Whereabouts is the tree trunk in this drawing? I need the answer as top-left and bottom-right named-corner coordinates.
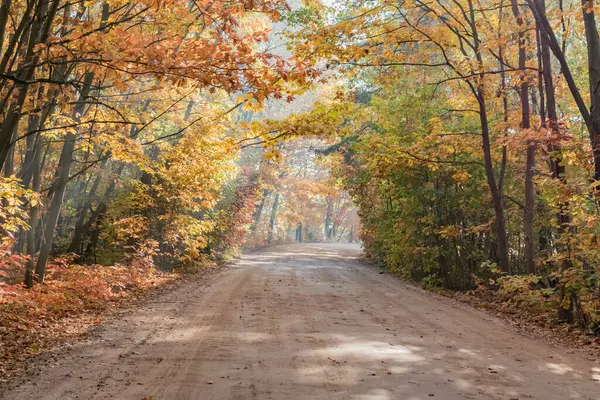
top-left (0, 0), bottom-right (12, 52)
top-left (511, 0), bottom-right (535, 274)
top-left (251, 189), bottom-right (270, 231)
top-left (23, 128), bottom-right (43, 288)
top-left (480, 101), bottom-right (510, 274)
top-left (267, 193), bottom-right (280, 243)
top-left (468, 0), bottom-right (510, 274)
top-left (84, 208), bottom-right (107, 265)
top-left (0, 0), bottom-right (61, 168)
top-left (532, 0), bottom-right (575, 322)
top-left (3, 139), bottom-right (14, 176)
top-left (34, 72), bottom-right (94, 283)
top-left (545, 0), bottom-right (574, 321)
top-left (296, 222), bottom-right (303, 242)
top-left (68, 175), bottom-right (102, 254)
top-left (582, 0), bottom-right (600, 181)
top-left (527, 0), bottom-right (594, 165)
top-left (325, 198), bottom-right (333, 240)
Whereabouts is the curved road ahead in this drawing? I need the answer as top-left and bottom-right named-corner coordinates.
top-left (3, 243), bottom-right (600, 399)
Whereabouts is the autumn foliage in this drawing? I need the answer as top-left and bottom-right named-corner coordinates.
top-left (5, 0), bottom-right (600, 379)
top-left (1, 249), bottom-right (173, 364)
top-left (0, 0), bottom-right (317, 376)
top-left (276, 0), bottom-right (600, 335)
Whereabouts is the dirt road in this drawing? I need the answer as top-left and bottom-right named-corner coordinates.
top-left (3, 243), bottom-right (600, 399)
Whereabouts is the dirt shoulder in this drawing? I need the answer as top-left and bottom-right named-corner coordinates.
top-left (0, 264), bottom-right (223, 389)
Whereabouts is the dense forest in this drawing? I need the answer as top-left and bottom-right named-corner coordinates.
top-left (2, 0), bottom-right (600, 376)
top-left (0, 0), bottom-right (358, 367)
top-left (280, 0), bottom-right (600, 332)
